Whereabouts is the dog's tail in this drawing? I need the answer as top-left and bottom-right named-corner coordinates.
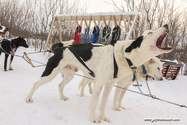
top-left (61, 39), bottom-right (74, 47)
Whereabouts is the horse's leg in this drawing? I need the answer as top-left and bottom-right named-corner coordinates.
top-left (4, 54), bottom-right (9, 71)
top-left (9, 55), bottom-right (14, 70)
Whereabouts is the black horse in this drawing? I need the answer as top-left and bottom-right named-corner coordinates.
top-left (0, 37), bottom-right (29, 71)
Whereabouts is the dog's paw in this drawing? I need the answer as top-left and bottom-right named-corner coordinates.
top-left (89, 116), bottom-right (101, 123)
top-left (61, 96), bottom-right (69, 101)
top-left (120, 106), bottom-right (126, 110)
top-left (79, 93), bottom-right (84, 97)
top-left (25, 98), bottom-right (33, 103)
top-left (4, 69), bottom-right (7, 72)
top-left (113, 107), bottom-right (121, 111)
top-left (99, 116), bottom-right (110, 122)
top-left (9, 68), bottom-right (13, 70)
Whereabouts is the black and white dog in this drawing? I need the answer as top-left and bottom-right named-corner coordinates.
top-left (0, 37), bottom-right (29, 71)
top-left (25, 25), bottom-right (172, 123)
top-left (0, 25), bottom-right (8, 39)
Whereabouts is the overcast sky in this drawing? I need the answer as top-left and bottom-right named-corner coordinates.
top-left (70, 0), bottom-right (187, 13)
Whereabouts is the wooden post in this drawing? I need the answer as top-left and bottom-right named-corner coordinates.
top-left (103, 16), bottom-right (107, 31)
top-left (98, 15), bottom-right (101, 27)
top-left (64, 22), bottom-right (70, 31)
top-left (135, 17), bottom-right (139, 39)
top-left (57, 21), bottom-right (62, 43)
top-left (48, 34), bottom-right (54, 51)
top-left (24, 52), bottom-right (34, 68)
top-left (44, 17), bottom-right (56, 55)
top-left (118, 15), bottom-right (122, 27)
top-left (80, 16), bottom-right (83, 27)
top-left (93, 17), bottom-right (97, 28)
top-left (84, 18), bottom-right (88, 29)
top-left (113, 16), bottom-right (117, 27)
top-left (127, 16), bottom-right (131, 31)
top-left (124, 20), bottom-right (128, 32)
top-left (125, 14), bottom-right (138, 40)
top-left (108, 15), bottom-right (111, 26)
top-left (89, 16), bottom-right (92, 28)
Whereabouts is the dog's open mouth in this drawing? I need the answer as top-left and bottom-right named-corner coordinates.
top-left (0, 32), bottom-right (6, 37)
top-left (156, 30), bottom-right (172, 50)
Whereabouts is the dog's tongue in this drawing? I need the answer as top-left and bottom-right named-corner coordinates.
top-left (0, 33), bottom-right (5, 37)
top-left (156, 30), bottom-right (169, 47)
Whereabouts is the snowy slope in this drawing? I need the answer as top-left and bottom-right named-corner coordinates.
top-left (0, 47), bottom-right (187, 125)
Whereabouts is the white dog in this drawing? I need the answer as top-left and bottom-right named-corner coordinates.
top-left (112, 57), bottom-right (164, 111)
top-left (78, 57), bottom-right (164, 99)
top-left (25, 24), bottom-right (172, 123)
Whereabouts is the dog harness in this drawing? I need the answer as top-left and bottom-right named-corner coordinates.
top-left (90, 26), bottom-right (100, 43)
top-left (0, 35), bottom-right (3, 47)
top-left (125, 57), bottom-right (138, 82)
top-left (83, 27), bottom-right (90, 43)
top-left (67, 43), bottom-right (103, 78)
top-left (73, 25), bottom-right (82, 44)
top-left (110, 26), bottom-right (121, 46)
top-left (100, 25), bottom-right (111, 45)
top-left (113, 53), bottom-right (118, 78)
top-left (141, 64), bottom-right (147, 78)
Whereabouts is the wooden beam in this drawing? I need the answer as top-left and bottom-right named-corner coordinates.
top-left (103, 16), bottom-right (107, 31)
top-left (88, 16), bottom-right (92, 28)
top-left (64, 22), bottom-right (70, 31)
top-left (57, 21), bottom-right (62, 43)
top-left (48, 34), bottom-right (54, 51)
top-left (127, 16), bottom-right (131, 31)
top-left (118, 15), bottom-right (122, 27)
top-left (108, 15), bottom-right (111, 26)
top-left (98, 15), bottom-right (101, 27)
top-left (84, 18), bottom-right (88, 29)
top-left (55, 14), bottom-right (138, 22)
top-left (124, 20), bottom-right (128, 32)
top-left (135, 16), bottom-right (139, 39)
top-left (113, 15), bottom-right (117, 27)
top-left (93, 16), bottom-right (97, 28)
top-left (44, 17), bottom-right (56, 55)
top-left (24, 52), bottom-right (34, 67)
top-left (75, 18), bottom-right (79, 26)
top-left (80, 16), bottom-right (83, 27)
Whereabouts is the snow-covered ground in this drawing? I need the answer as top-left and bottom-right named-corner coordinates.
top-left (0, 47), bottom-right (187, 125)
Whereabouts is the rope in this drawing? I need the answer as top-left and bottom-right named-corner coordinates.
top-left (83, 27), bottom-right (90, 43)
top-left (100, 25), bottom-right (111, 45)
top-left (90, 26), bottom-right (100, 43)
top-left (110, 26), bottom-right (121, 46)
top-left (73, 25), bottom-right (82, 44)
top-left (113, 84), bottom-right (187, 108)
top-left (73, 72), bottom-right (187, 108)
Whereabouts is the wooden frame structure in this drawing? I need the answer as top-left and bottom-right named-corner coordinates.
top-left (44, 11), bottom-right (140, 54)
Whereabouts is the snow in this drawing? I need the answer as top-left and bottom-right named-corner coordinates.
top-left (0, 47), bottom-right (187, 125)
top-left (54, 11), bottom-right (139, 17)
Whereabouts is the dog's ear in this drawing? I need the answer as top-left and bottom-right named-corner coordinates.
top-left (149, 58), bottom-right (155, 64)
top-left (125, 36), bottom-right (143, 53)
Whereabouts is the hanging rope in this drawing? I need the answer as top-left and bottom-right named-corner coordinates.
top-left (73, 25), bottom-right (82, 44)
top-left (110, 26), bottom-right (121, 46)
top-left (100, 25), bottom-right (111, 45)
top-left (83, 27), bottom-right (90, 43)
top-left (90, 26), bottom-right (100, 43)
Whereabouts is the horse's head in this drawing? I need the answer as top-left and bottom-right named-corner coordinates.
top-left (16, 37), bottom-right (29, 48)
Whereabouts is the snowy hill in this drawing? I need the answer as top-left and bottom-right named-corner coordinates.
top-left (0, 47), bottom-right (187, 125)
